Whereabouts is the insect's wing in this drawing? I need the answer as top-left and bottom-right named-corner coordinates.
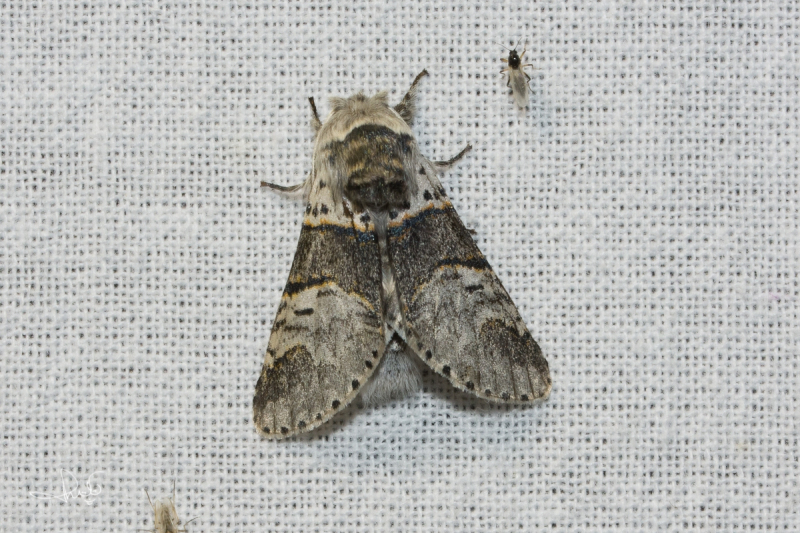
top-left (387, 167), bottom-right (550, 403)
top-left (153, 499), bottom-right (178, 533)
top-left (509, 69), bottom-right (530, 108)
top-left (254, 185), bottom-right (385, 438)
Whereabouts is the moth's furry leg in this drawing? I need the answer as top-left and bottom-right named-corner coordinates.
top-left (394, 69), bottom-right (429, 125)
top-left (434, 143), bottom-right (472, 171)
top-left (260, 180), bottom-right (305, 200)
top-left (260, 172), bottom-right (310, 200)
top-left (359, 333), bottom-right (422, 407)
top-left (308, 96), bottom-right (322, 133)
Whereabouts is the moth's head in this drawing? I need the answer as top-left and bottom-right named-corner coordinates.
top-left (507, 49), bottom-right (521, 69)
top-left (323, 91), bottom-right (409, 135)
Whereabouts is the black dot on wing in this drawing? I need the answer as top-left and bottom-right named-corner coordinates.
top-left (316, 413), bottom-right (322, 420)
top-left (332, 400), bottom-right (340, 409)
top-left (419, 166), bottom-right (426, 175)
top-left (425, 350), bottom-right (432, 359)
top-left (361, 213), bottom-right (371, 224)
top-left (312, 206), bottom-right (318, 217)
top-left (320, 181), bottom-right (326, 188)
top-left (466, 381), bottom-right (474, 390)
top-left (365, 360), bottom-right (373, 369)
top-left (485, 389), bottom-right (492, 395)
top-left (280, 427), bottom-right (289, 435)
top-left (442, 365), bottom-right (451, 376)
top-left (389, 210), bottom-right (398, 220)
top-left (320, 204), bottom-right (329, 214)
top-left (501, 392), bottom-right (510, 401)
top-left (372, 350), bottom-right (379, 359)
top-left (305, 204), bottom-right (312, 214)
top-left (521, 394), bottom-right (529, 401)
top-left (352, 379), bottom-right (360, 390)
top-left (424, 190), bottom-right (432, 200)
top-left (297, 420), bottom-right (306, 429)
top-left (263, 426), bottom-right (271, 434)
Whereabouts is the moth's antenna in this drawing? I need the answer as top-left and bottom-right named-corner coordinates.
top-left (172, 480), bottom-right (176, 505)
top-left (308, 97), bottom-right (322, 132)
top-left (494, 41), bottom-right (510, 51)
top-left (144, 489), bottom-right (154, 511)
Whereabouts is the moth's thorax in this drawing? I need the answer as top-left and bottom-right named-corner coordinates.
top-left (313, 92), bottom-right (417, 213)
top-left (508, 49), bottom-right (521, 69)
top-left (335, 123), bottom-right (416, 211)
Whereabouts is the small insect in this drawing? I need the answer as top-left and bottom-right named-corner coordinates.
top-left (139, 482), bottom-right (196, 533)
top-left (500, 40), bottom-right (534, 108)
top-left (256, 70), bottom-right (551, 439)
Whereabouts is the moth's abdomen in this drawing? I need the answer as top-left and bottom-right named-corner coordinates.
top-left (332, 124), bottom-right (413, 211)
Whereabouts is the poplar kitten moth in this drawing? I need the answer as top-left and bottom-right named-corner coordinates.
top-left (255, 70), bottom-right (551, 439)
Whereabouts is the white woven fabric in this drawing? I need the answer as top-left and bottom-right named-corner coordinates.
top-left (2, 1), bottom-right (798, 531)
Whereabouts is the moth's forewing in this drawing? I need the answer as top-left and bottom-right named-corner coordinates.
top-left (254, 173), bottom-right (385, 439)
top-left (387, 171), bottom-right (551, 403)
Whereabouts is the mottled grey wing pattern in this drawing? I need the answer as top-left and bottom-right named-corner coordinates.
top-left (253, 203), bottom-right (385, 438)
top-left (387, 171), bottom-right (550, 403)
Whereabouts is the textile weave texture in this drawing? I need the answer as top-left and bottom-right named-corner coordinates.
top-left (2, 1), bottom-right (798, 531)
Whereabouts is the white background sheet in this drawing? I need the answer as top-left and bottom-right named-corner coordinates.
top-left (2, 1), bottom-right (798, 531)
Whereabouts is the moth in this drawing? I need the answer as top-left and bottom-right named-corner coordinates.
top-left (500, 41), bottom-right (534, 108)
top-left (140, 483), bottom-right (196, 533)
top-left (255, 70), bottom-right (551, 439)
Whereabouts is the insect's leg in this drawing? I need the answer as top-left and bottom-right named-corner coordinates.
top-left (394, 69), bottom-right (429, 125)
top-left (180, 516), bottom-right (199, 532)
top-left (521, 64), bottom-right (535, 82)
top-left (433, 143), bottom-right (472, 170)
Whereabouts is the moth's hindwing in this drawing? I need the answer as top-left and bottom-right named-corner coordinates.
top-left (254, 199), bottom-right (384, 438)
top-left (387, 172), bottom-right (551, 403)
